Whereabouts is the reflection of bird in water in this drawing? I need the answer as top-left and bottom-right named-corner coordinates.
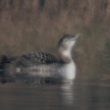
top-left (1, 34), bottom-right (79, 83)
top-left (61, 83), bottom-right (74, 105)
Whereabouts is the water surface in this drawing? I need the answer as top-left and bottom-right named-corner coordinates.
top-left (0, 81), bottom-right (110, 110)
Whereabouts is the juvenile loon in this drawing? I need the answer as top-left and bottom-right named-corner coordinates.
top-left (5, 34), bottom-right (79, 83)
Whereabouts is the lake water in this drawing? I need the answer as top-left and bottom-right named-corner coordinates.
top-left (0, 80), bottom-right (110, 110)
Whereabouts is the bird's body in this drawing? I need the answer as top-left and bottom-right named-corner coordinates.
top-left (1, 34), bottom-right (79, 83)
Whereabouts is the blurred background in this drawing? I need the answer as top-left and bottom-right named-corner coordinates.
top-left (0, 0), bottom-right (110, 80)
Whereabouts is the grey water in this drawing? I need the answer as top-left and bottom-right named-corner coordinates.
top-left (0, 80), bottom-right (110, 110)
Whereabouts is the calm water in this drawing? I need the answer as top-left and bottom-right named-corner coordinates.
top-left (0, 81), bottom-right (110, 110)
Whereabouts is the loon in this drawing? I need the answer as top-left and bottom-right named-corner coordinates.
top-left (4, 34), bottom-right (79, 83)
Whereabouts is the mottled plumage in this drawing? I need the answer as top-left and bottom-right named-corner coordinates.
top-left (13, 52), bottom-right (59, 67)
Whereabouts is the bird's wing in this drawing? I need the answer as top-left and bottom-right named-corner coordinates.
top-left (14, 52), bottom-right (58, 67)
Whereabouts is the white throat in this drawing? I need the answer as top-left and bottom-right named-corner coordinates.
top-left (58, 41), bottom-right (76, 63)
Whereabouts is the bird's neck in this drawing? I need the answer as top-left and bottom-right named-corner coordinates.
top-left (59, 50), bottom-right (73, 63)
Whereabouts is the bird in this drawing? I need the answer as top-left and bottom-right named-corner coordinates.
top-left (3, 34), bottom-right (79, 84)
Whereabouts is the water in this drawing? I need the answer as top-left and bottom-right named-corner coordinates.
top-left (0, 81), bottom-right (110, 110)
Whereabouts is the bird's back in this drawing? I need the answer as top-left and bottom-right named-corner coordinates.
top-left (12, 52), bottom-right (59, 67)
